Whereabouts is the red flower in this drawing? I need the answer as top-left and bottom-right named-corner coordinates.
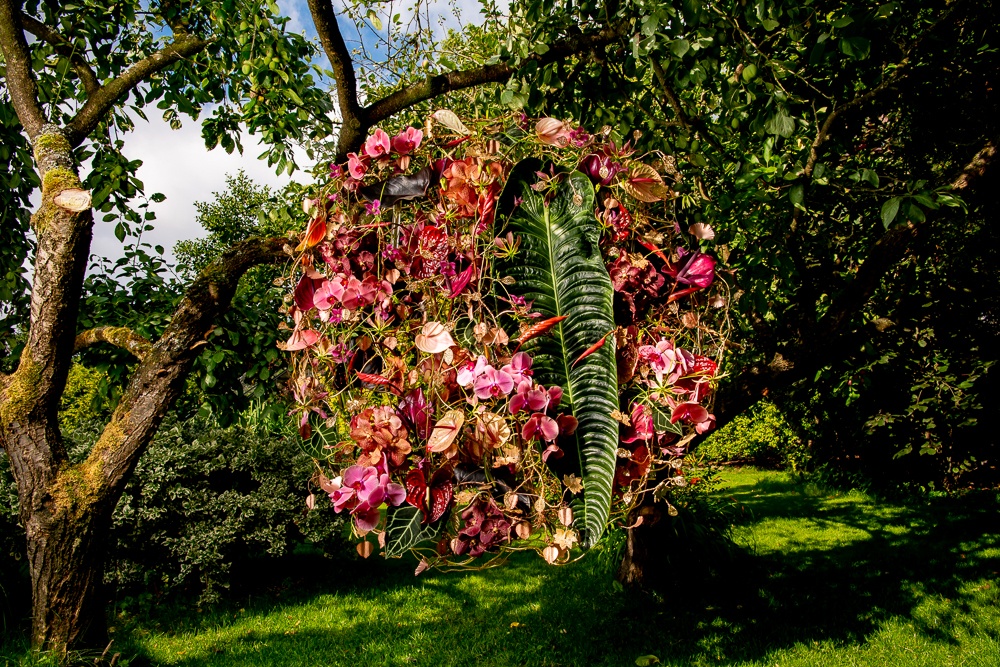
top-left (405, 460), bottom-right (453, 524)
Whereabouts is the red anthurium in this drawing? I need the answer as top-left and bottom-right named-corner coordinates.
top-left (405, 461), bottom-right (454, 524)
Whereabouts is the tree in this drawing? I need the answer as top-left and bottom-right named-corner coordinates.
top-left (0, 0), bottom-right (629, 656)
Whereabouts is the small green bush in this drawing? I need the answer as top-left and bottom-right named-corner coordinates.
top-left (2, 409), bottom-right (347, 618)
top-left (696, 399), bottom-right (809, 469)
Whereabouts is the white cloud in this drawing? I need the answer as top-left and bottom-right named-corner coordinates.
top-left (88, 114), bottom-right (309, 266)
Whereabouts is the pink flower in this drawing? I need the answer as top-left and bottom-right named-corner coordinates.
top-left (347, 152), bottom-right (368, 179)
top-left (363, 128), bottom-right (391, 158)
top-left (688, 223), bottom-right (715, 240)
top-left (638, 340), bottom-right (693, 386)
top-left (414, 321), bottom-right (455, 354)
top-left (621, 402), bottom-right (654, 443)
top-left (365, 199), bottom-right (381, 216)
top-left (522, 412), bottom-right (560, 442)
top-left (670, 402), bottom-right (716, 434)
top-left (283, 328), bottom-right (320, 351)
top-left (473, 366), bottom-right (515, 400)
top-left (391, 127), bottom-right (423, 155)
top-left (669, 248), bottom-right (716, 288)
top-left (329, 462), bottom-right (406, 531)
top-left (535, 118), bottom-right (572, 146)
top-left (457, 355), bottom-right (489, 387)
top-left (509, 380), bottom-right (561, 414)
top-left (501, 352), bottom-right (533, 386)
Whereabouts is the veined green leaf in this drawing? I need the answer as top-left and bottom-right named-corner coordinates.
top-left (497, 160), bottom-right (619, 548)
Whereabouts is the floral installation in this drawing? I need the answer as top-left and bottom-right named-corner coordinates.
top-left (283, 111), bottom-right (729, 570)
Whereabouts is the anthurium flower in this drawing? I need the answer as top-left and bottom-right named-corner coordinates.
top-left (427, 410), bottom-right (465, 457)
top-left (282, 327), bottom-right (321, 351)
top-left (414, 322), bottom-right (455, 354)
top-left (363, 128), bottom-right (391, 158)
top-left (579, 153), bottom-right (623, 186)
top-left (667, 248), bottom-right (716, 288)
top-left (398, 388), bottom-right (433, 440)
top-left (621, 402), bottom-right (654, 443)
top-left (293, 270), bottom-right (327, 311)
top-left (405, 460), bottom-right (453, 524)
top-left (535, 118), bottom-right (572, 146)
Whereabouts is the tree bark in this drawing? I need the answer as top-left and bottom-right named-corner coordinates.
top-left (25, 494), bottom-right (111, 652)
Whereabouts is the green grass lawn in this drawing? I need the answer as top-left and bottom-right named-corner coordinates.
top-left (4, 468), bottom-right (999, 666)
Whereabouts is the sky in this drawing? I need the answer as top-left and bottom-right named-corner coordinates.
top-left (86, 0), bottom-right (496, 265)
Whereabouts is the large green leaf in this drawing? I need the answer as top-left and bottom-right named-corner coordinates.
top-left (384, 505), bottom-right (441, 557)
top-left (497, 159), bottom-right (619, 548)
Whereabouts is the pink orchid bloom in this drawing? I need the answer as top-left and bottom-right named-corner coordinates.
top-left (638, 339), bottom-right (692, 385)
top-left (501, 352), bottom-right (533, 385)
top-left (340, 275), bottom-right (378, 311)
top-left (363, 128), bottom-right (391, 158)
top-left (473, 365), bottom-right (515, 400)
top-left (391, 127), bottom-right (423, 155)
top-left (313, 276), bottom-right (346, 310)
top-left (670, 402), bottom-right (716, 434)
top-left (329, 462), bottom-right (405, 531)
top-left (508, 379), bottom-right (562, 414)
top-left (522, 412), bottom-right (560, 442)
top-left (457, 355), bottom-right (489, 387)
top-left (347, 152), bottom-right (368, 179)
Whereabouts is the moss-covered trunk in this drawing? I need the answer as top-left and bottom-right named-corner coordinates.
top-left (26, 498), bottom-right (110, 652)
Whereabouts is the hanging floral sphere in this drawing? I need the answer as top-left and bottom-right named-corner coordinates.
top-left (284, 112), bottom-right (729, 570)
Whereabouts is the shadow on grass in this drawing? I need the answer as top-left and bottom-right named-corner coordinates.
top-left (6, 474), bottom-right (1000, 666)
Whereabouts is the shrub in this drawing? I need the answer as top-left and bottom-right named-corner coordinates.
top-left (2, 409), bottom-right (347, 619)
top-left (695, 400), bottom-right (808, 469)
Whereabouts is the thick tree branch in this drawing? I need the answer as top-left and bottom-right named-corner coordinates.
top-left (306, 0), bottom-right (363, 135)
top-left (365, 26), bottom-right (625, 124)
top-left (77, 237), bottom-right (288, 497)
top-left (332, 24), bottom-right (628, 161)
top-left (0, 0), bottom-right (46, 138)
top-left (65, 32), bottom-right (210, 146)
top-left (74, 327), bottom-right (153, 360)
top-left (19, 13), bottom-right (100, 96)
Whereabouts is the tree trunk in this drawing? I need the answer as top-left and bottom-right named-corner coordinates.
top-left (26, 502), bottom-right (110, 653)
top-left (615, 505), bottom-right (663, 590)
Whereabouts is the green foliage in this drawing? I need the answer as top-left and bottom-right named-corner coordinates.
top-left (95, 413), bottom-right (346, 606)
top-left (696, 400), bottom-right (808, 469)
top-left (57, 364), bottom-right (110, 434)
top-left (2, 412), bottom-right (347, 613)
top-left (498, 160), bottom-right (619, 547)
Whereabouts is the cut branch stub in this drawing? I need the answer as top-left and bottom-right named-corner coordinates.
top-left (53, 188), bottom-right (92, 212)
